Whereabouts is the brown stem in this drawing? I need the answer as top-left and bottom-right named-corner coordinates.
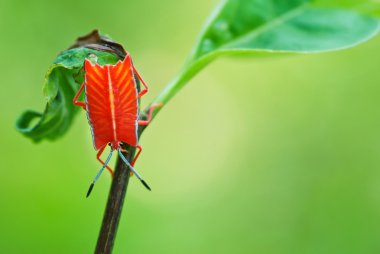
top-left (70, 30), bottom-right (152, 254)
top-left (94, 145), bottom-right (134, 254)
top-left (76, 29), bottom-right (154, 254)
top-left (94, 111), bottom-right (149, 254)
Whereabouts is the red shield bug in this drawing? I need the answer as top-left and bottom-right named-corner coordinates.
top-left (73, 54), bottom-right (162, 197)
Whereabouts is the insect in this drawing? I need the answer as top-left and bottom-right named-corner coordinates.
top-left (73, 54), bottom-right (161, 197)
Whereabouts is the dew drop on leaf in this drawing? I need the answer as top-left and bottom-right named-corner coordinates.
top-left (213, 20), bottom-right (233, 42)
top-left (201, 39), bottom-right (215, 53)
top-left (88, 53), bottom-right (98, 64)
top-left (213, 20), bottom-right (229, 33)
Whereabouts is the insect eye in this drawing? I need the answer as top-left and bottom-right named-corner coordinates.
top-left (119, 142), bottom-right (126, 149)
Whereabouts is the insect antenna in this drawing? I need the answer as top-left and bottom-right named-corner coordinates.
top-left (118, 149), bottom-right (151, 191)
top-left (86, 148), bottom-right (114, 198)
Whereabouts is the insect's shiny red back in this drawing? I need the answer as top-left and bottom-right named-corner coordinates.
top-left (84, 56), bottom-right (138, 150)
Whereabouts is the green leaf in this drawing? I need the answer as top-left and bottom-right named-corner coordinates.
top-left (152, 0), bottom-right (380, 109)
top-left (16, 48), bottom-right (119, 142)
top-left (313, 0), bottom-right (380, 17)
top-left (191, 0), bottom-right (380, 60)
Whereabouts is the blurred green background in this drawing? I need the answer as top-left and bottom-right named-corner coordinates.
top-left (1, 0), bottom-right (380, 253)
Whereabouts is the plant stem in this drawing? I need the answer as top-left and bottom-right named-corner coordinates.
top-left (149, 55), bottom-right (213, 120)
top-left (94, 68), bottom-right (152, 254)
top-left (93, 47), bottom-right (211, 254)
top-left (94, 146), bottom-right (135, 254)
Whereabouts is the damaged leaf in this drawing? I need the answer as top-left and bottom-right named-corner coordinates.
top-left (16, 31), bottom-right (124, 142)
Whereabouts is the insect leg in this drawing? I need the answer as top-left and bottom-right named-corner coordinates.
top-left (73, 83), bottom-right (86, 110)
top-left (87, 148), bottom-right (114, 197)
top-left (97, 145), bottom-right (114, 176)
top-left (131, 145), bottom-right (143, 167)
top-left (138, 103), bottom-right (163, 126)
top-left (118, 148), bottom-right (151, 191)
top-left (132, 65), bottom-right (148, 99)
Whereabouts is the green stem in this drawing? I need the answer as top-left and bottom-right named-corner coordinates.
top-left (146, 55), bottom-right (214, 119)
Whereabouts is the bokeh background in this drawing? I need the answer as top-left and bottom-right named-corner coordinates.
top-left (1, 0), bottom-right (380, 253)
